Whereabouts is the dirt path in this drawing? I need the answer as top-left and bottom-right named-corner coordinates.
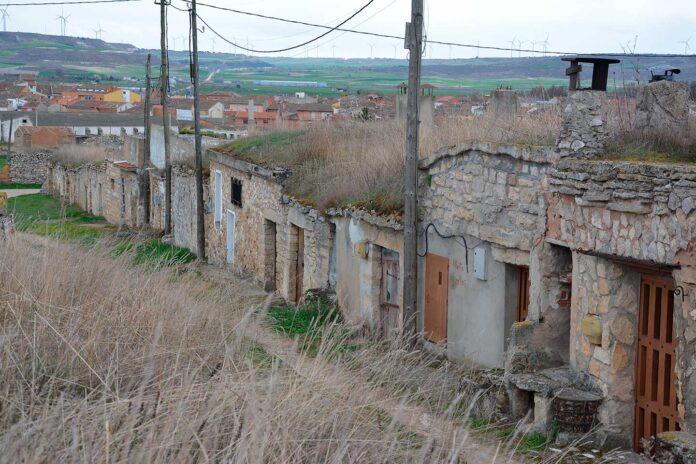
top-left (197, 265), bottom-right (517, 464)
top-left (0, 188), bottom-right (40, 198)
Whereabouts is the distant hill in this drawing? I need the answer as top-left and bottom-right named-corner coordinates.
top-left (0, 32), bottom-right (693, 95)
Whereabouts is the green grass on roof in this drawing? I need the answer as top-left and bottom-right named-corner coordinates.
top-left (217, 130), bottom-right (310, 168)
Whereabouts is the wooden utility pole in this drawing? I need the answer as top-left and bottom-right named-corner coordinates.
top-left (403, 0), bottom-right (423, 335)
top-left (140, 53), bottom-right (152, 226)
top-left (190, 0), bottom-right (206, 259)
top-left (144, 53), bottom-right (152, 166)
top-left (159, 0), bottom-right (172, 235)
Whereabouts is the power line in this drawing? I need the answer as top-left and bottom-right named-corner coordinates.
top-left (182, 0), bottom-right (377, 54)
top-left (177, 0), bottom-right (696, 58)
top-left (4, 0), bottom-right (140, 5)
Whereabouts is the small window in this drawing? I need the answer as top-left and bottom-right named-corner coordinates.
top-left (110, 178), bottom-right (115, 190)
top-left (231, 177), bottom-right (242, 207)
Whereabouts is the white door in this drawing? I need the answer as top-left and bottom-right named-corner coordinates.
top-left (226, 210), bottom-right (236, 265)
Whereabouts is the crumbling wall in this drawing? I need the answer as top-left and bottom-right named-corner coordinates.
top-left (8, 151), bottom-right (52, 184)
top-left (171, 165), bottom-right (210, 255)
top-left (635, 80), bottom-right (690, 140)
top-left (556, 90), bottom-right (609, 159)
top-left (331, 211), bottom-right (403, 331)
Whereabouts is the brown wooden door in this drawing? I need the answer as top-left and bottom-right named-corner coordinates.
top-left (517, 266), bottom-right (530, 322)
top-left (295, 227), bottom-right (304, 303)
top-left (634, 275), bottom-right (680, 451)
top-left (424, 253), bottom-right (448, 344)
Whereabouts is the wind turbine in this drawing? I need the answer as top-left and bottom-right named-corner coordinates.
top-left (368, 43), bottom-right (375, 58)
top-left (679, 37), bottom-right (692, 54)
top-left (209, 36), bottom-right (215, 53)
top-left (506, 36), bottom-right (517, 58)
top-left (56, 9), bottom-right (70, 36)
top-left (1, 6), bottom-right (9, 33)
top-left (392, 44), bottom-right (397, 59)
top-left (92, 24), bottom-right (105, 40)
top-left (332, 43), bottom-right (337, 58)
top-left (537, 34), bottom-right (550, 56)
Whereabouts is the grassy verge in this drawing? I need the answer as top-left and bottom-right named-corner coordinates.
top-left (113, 239), bottom-right (197, 267)
top-left (266, 297), bottom-right (360, 357)
top-left (7, 193), bottom-right (85, 225)
top-left (0, 182), bottom-right (43, 189)
top-left (0, 155), bottom-right (6, 171)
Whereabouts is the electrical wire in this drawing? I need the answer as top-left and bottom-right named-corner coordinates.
top-left (182, 0), bottom-right (377, 54)
top-left (175, 0), bottom-right (696, 58)
top-left (4, 0), bottom-right (140, 5)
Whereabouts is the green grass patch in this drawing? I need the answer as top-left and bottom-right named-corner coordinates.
top-left (0, 182), bottom-right (43, 189)
top-left (27, 220), bottom-right (109, 245)
top-left (0, 155), bottom-right (6, 171)
top-left (131, 239), bottom-right (197, 266)
top-left (7, 194), bottom-right (97, 230)
top-left (266, 298), bottom-right (359, 357)
top-left (518, 431), bottom-right (547, 453)
top-left (246, 342), bottom-right (278, 370)
top-left (217, 130), bottom-right (308, 168)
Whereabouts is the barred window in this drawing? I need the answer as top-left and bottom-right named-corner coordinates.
top-left (231, 177), bottom-right (242, 207)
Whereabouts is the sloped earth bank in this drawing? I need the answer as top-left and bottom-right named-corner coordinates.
top-left (0, 233), bottom-right (643, 463)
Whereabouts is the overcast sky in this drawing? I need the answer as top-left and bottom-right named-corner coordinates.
top-left (3, 0), bottom-right (696, 59)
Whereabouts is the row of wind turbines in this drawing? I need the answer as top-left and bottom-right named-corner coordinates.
top-left (0, 5), bottom-right (104, 40)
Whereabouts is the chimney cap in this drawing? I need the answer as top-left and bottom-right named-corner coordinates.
top-left (562, 56), bottom-right (621, 92)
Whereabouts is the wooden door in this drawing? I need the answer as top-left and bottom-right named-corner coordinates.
top-left (517, 266), bottom-right (530, 322)
top-left (294, 227), bottom-right (304, 303)
top-left (424, 253), bottom-right (448, 344)
top-left (380, 250), bottom-right (401, 339)
top-left (634, 275), bottom-right (679, 451)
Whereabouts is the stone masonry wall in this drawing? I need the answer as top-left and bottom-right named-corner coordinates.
top-left (8, 151), bottom-right (51, 184)
top-left (556, 91), bottom-right (609, 159)
top-left (419, 141), bottom-right (552, 252)
top-left (547, 159), bottom-right (696, 266)
top-left (570, 252), bottom-right (641, 448)
top-left (172, 165), bottom-right (210, 255)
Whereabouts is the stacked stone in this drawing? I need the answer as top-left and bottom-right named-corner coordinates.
top-left (547, 159), bottom-right (696, 263)
top-left (556, 91), bottom-right (609, 159)
top-left (635, 80), bottom-right (690, 141)
top-left (8, 151), bottom-right (52, 184)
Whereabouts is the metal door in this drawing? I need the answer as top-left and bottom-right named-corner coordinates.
top-left (424, 253), bottom-right (448, 344)
top-left (634, 275), bottom-right (679, 451)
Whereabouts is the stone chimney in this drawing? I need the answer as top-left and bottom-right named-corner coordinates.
top-left (490, 87), bottom-right (518, 122)
top-left (635, 80), bottom-right (689, 140)
top-left (247, 99), bottom-right (255, 123)
top-left (556, 57), bottom-right (619, 159)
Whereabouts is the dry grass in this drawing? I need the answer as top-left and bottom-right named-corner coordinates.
top-left (51, 144), bottom-right (111, 167)
top-left (0, 234), bottom-right (636, 463)
top-left (0, 237), bottom-right (463, 463)
top-left (218, 110), bottom-right (559, 215)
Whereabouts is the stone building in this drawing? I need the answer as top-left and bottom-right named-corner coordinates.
top-left (206, 150), bottom-right (333, 302)
top-left (417, 141), bottom-right (554, 368)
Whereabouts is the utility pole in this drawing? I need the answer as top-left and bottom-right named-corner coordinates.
top-left (141, 53), bottom-right (152, 225)
top-left (190, 0), bottom-right (206, 259)
top-left (159, 0), bottom-right (172, 235)
top-left (403, 0), bottom-right (423, 336)
top-left (144, 53), bottom-right (151, 166)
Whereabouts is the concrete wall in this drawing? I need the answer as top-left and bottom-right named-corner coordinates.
top-left (417, 231), bottom-right (518, 368)
top-left (332, 213), bottom-right (403, 332)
